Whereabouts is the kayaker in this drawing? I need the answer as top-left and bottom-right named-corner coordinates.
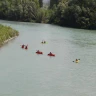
top-left (21, 44), bottom-right (25, 48)
top-left (44, 41), bottom-right (46, 43)
top-left (49, 52), bottom-right (52, 54)
top-left (76, 59), bottom-right (80, 63)
top-left (25, 45), bottom-right (28, 49)
top-left (37, 50), bottom-right (40, 52)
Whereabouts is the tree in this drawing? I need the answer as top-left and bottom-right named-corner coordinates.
top-left (50, 0), bottom-right (58, 8)
top-left (39, 0), bottom-right (43, 7)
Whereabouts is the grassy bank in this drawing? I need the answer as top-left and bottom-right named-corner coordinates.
top-left (0, 24), bottom-right (19, 47)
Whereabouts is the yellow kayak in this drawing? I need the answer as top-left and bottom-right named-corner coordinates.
top-left (75, 60), bottom-right (79, 63)
top-left (73, 59), bottom-right (80, 63)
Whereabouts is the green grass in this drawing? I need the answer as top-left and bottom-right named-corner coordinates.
top-left (0, 24), bottom-right (19, 47)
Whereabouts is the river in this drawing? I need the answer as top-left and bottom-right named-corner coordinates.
top-left (0, 20), bottom-right (96, 96)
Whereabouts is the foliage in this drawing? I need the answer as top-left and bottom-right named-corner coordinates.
top-left (49, 0), bottom-right (96, 29)
top-left (49, 0), bottom-right (68, 8)
top-left (39, 0), bottom-right (43, 7)
top-left (0, 24), bottom-right (19, 47)
top-left (0, 0), bottom-right (96, 29)
top-left (50, 0), bottom-right (58, 8)
top-left (36, 8), bottom-right (50, 23)
top-left (0, 0), bottom-right (44, 23)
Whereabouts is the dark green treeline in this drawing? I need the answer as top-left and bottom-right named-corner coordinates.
top-left (0, 0), bottom-right (49, 23)
top-left (0, 0), bottom-right (96, 29)
top-left (49, 0), bottom-right (96, 29)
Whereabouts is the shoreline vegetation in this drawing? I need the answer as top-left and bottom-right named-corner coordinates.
top-left (0, 24), bottom-right (19, 47)
top-left (0, 0), bottom-right (96, 29)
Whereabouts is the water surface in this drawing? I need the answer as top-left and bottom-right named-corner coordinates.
top-left (0, 20), bottom-right (96, 96)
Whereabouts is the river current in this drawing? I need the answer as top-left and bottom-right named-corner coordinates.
top-left (0, 20), bottom-right (96, 96)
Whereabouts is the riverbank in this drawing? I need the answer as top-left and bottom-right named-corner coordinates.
top-left (0, 24), bottom-right (19, 47)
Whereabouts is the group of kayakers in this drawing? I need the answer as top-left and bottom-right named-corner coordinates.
top-left (21, 40), bottom-right (80, 62)
top-left (21, 44), bottom-right (28, 49)
top-left (36, 50), bottom-right (55, 56)
top-left (41, 40), bottom-right (46, 44)
top-left (21, 42), bottom-right (55, 56)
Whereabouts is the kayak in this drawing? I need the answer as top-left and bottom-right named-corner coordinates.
top-left (36, 51), bottom-right (43, 54)
top-left (75, 60), bottom-right (80, 63)
top-left (48, 54), bottom-right (55, 56)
